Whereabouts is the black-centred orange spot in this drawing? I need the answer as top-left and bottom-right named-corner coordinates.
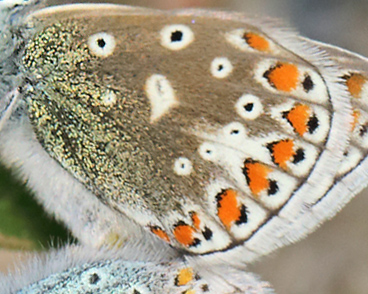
top-left (173, 221), bottom-right (200, 247)
top-left (243, 159), bottom-right (272, 196)
top-left (175, 267), bottom-right (194, 286)
top-left (216, 189), bottom-right (245, 229)
top-left (150, 226), bottom-right (170, 243)
top-left (267, 139), bottom-right (295, 169)
top-left (345, 73), bottom-right (366, 98)
top-left (243, 32), bottom-right (270, 51)
top-left (263, 63), bottom-right (299, 92)
top-left (283, 104), bottom-right (311, 136)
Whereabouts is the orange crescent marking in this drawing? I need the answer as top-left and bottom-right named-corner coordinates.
top-left (175, 267), bottom-right (194, 286)
top-left (150, 226), bottom-right (170, 243)
top-left (191, 212), bottom-right (201, 230)
top-left (352, 109), bottom-right (361, 131)
top-left (286, 104), bottom-right (311, 136)
top-left (244, 162), bottom-right (271, 196)
top-left (217, 189), bottom-right (241, 230)
top-left (346, 73), bottom-right (366, 98)
top-left (267, 63), bottom-right (299, 92)
top-left (244, 32), bottom-right (270, 51)
top-left (271, 139), bottom-right (295, 169)
top-left (174, 224), bottom-right (196, 247)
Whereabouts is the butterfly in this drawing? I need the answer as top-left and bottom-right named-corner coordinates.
top-left (1, 0), bottom-right (368, 293)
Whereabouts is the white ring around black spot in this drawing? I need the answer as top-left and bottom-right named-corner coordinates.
top-left (199, 143), bottom-right (217, 161)
top-left (210, 57), bottom-right (233, 79)
top-left (235, 94), bottom-right (263, 120)
top-left (223, 122), bottom-right (246, 138)
top-left (160, 24), bottom-right (194, 51)
top-left (174, 157), bottom-right (193, 176)
top-left (88, 32), bottom-right (116, 57)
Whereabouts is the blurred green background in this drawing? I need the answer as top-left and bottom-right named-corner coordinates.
top-left (0, 164), bottom-right (69, 250)
top-left (1, 1), bottom-right (368, 294)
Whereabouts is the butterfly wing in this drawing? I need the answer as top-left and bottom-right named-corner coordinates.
top-left (3, 3), bottom-right (363, 261)
top-left (194, 36), bottom-right (368, 267)
top-left (0, 244), bottom-right (274, 294)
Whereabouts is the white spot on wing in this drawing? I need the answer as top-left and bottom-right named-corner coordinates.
top-left (101, 90), bottom-right (117, 106)
top-left (222, 122), bottom-right (247, 144)
top-left (235, 94), bottom-right (264, 120)
top-left (145, 74), bottom-right (178, 123)
top-left (338, 146), bottom-right (363, 176)
top-left (160, 24), bottom-right (194, 51)
top-left (210, 57), bottom-right (233, 79)
top-left (198, 143), bottom-right (217, 161)
top-left (88, 32), bottom-right (116, 57)
top-left (174, 157), bottom-right (193, 176)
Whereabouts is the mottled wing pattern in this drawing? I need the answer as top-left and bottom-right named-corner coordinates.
top-left (0, 244), bottom-right (274, 294)
top-left (15, 4), bottom-right (356, 259)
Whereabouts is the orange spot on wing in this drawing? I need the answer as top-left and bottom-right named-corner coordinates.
top-left (265, 63), bottom-right (299, 92)
top-left (243, 160), bottom-right (271, 196)
top-left (190, 212), bottom-right (201, 230)
top-left (285, 104), bottom-right (311, 136)
top-left (175, 268), bottom-right (194, 286)
top-left (352, 109), bottom-right (361, 131)
top-left (244, 32), bottom-right (270, 51)
top-left (174, 223), bottom-right (197, 247)
top-left (150, 226), bottom-right (170, 243)
top-left (216, 189), bottom-right (241, 229)
top-left (270, 139), bottom-right (295, 169)
top-left (346, 73), bottom-right (366, 98)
